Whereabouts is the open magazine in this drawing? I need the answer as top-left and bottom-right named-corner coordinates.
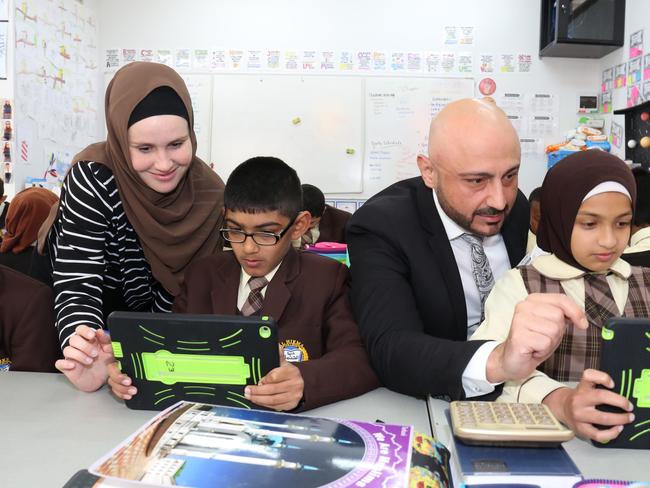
top-left (88, 401), bottom-right (414, 488)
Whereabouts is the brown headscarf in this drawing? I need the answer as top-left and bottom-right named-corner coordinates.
top-left (47, 62), bottom-right (224, 295)
top-left (1, 187), bottom-right (58, 254)
top-left (537, 150), bottom-right (636, 270)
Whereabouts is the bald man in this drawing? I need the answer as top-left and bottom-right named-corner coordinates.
top-left (348, 98), bottom-right (586, 399)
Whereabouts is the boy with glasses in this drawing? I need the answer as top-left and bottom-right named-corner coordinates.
top-left (109, 157), bottom-right (378, 411)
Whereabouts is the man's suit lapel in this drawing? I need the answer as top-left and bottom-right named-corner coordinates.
top-left (210, 253), bottom-right (241, 315)
top-left (501, 190), bottom-right (529, 266)
top-left (415, 180), bottom-right (468, 329)
top-left (261, 248), bottom-right (300, 323)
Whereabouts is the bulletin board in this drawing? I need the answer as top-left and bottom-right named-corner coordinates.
top-left (209, 75), bottom-right (365, 194)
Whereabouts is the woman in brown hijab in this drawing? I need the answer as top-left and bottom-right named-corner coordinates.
top-left (49, 62), bottom-right (224, 392)
top-left (0, 187), bottom-right (58, 280)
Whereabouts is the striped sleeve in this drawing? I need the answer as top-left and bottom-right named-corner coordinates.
top-left (51, 162), bottom-right (113, 348)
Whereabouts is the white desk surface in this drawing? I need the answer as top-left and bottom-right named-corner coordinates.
top-left (427, 396), bottom-right (650, 483)
top-left (0, 372), bottom-right (430, 488)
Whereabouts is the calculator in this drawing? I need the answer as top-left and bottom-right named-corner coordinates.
top-left (449, 401), bottom-right (575, 447)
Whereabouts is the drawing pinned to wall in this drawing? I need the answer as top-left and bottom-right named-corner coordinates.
top-left (211, 49), bottom-right (227, 70)
top-left (602, 67), bottom-right (614, 92)
top-left (444, 26), bottom-right (458, 45)
top-left (628, 56), bottom-right (642, 85)
top-left (425, 52), bottom-right (441, 74)
top-left (630, 29), bottom-right (644, 59)
top-left (479, 54), bottom-right (495, 73)
top-left (499, 53), bottom-right (515, 73)
top-left (644, 54), bottom-right (650, 81)
top-left (627, 83), bottom-right (643, 108)
top-left (517, 54), bottom-right (533, 73)
top-left (104, 48), bottom-right (119, 69)
top-left (15, 0), bottom-right (100, 188)
top-left (121, 48), bottom-right (136, 64)
top-left (2, 99), bottom-right (11, 119)
top-left (139, 48), bottom-right (154, 63)
top-left (459, 26), bottom-right (474, 45)
top-left (301, 50), bottom-right (317, 71)
top-left (155, 49), bottom-right (172, 66)
top-left (283, 50), bottom-right (298, 70)
top-left (174, 49), bottom-right (191, 70)
top-left (601, 90), bottom-right (612, 113)
top-left (615, 63), bottom-right (627, 88)
top-left (457, 52), bottom-right (472, 74)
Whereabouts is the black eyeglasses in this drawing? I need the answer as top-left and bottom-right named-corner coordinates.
top-left (220, 214), bottom-right (298, 246)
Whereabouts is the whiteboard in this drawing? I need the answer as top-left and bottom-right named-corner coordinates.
top-left (363, 77), bottom-right (475, 198)
top-left (210, 75), bottom-right (364, 193)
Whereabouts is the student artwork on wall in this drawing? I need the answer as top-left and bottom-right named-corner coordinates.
top-left (15, 0), bottom-right (100, 188)
top-left (630, 29), bottom-right (644, 59)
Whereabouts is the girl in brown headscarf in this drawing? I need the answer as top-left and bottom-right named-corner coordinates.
top-left (472, 150), bottom-right (644, 443)
top-left (0, 187), bottom-right (58, 280)
top-left (50, 62), bottom-right (224, 392)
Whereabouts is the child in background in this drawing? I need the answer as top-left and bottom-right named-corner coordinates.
top-left (109, 157), bottom-right (379, 411)
top-left (472, 150), bottom-right (643, 443)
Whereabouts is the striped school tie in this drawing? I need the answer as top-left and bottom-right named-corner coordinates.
top-left (240, 276), bottom-right (268, 316)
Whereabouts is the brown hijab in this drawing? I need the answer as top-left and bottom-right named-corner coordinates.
top-left (50, 62), bottom-right (224, 295)
top-left (1, 187), bottom-right (58, 254)
top-left (537, 150), bottom-right (636, 270)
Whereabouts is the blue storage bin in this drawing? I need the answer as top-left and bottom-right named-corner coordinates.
top-left (547, 150), bottom-right (578, 168)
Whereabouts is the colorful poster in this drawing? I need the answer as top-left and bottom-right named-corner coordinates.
top-left (628, 56), bottom-right (642, 85)
top-left (90, 402), bottom-right (413, 488)
top-left (479, 54), bottom-right (495, 73)
top-left (390, 52), bottom-right (406, 72)
top-left (517, 53), bottom-right (532, 73)
top-left (611, 121), bottom-right (623, 148)
top-left (174, 49), bottom-right (191, 70)
top-left (627, 83), bottom-right (642, 108)
top-left (121, 48), bottom-right (136, 64)
top-left (459, 26), bottom-right (474, 45)
top-left (644, 54), bottom-right (650, 80)
top-left (499, 54), bottom-right (515, 73)
top-left (602, 67), bottom-right (614, 92)
top-left (444, 25), bottom-right (458, 45)
top-left (265, 50), bottom-right (281, 70)
top-left (601, 90), bottom-right (612, 114)
top-left (372, 51), bottom-right (387, 71)
top-left (301, 50), bottom-right (317, 71)
top-left (356, 51), bottom-right (372, 71)
top-left (457, 52), bottom-right (472, 73)
top-left (339, 51), bottom-right (354, 71)
top-left (630, 29), bottom-right (644, 59)
top-left (615, 63), bottom-right (627, 88)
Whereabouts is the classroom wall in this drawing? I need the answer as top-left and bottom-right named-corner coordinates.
top-left (96, 1), bottom-right (597, 200)
top-left (598, 0), bottom-right (650, 161)
top-left (1, 0), bottom-right (14, 198)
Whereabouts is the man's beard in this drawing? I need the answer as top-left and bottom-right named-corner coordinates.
top-left (437, 187), bottom-right (508, 237)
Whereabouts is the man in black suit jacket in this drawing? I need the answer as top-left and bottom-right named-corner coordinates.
top-left (348, 98), bottom-right (587, 400)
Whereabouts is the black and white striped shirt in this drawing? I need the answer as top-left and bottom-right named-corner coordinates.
top-left (47, 161), bottom-right (173, 348)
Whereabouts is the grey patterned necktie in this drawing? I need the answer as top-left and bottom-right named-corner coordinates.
top-left (240, 277), bottom-right (268, 316)
top-left (460, 233), bottom-right (495, 321)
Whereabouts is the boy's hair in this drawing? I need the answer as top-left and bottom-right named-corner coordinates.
top-left (632, 167), bottom-right (650, 227)
top-left (224, 156), bottom-right (302, 218)
top-left (301, 184), bottom-right (325, 218)
top-left (0, 178), bottom-right (4, 196)
top-left (528, 187), bottom-right (542, 204)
